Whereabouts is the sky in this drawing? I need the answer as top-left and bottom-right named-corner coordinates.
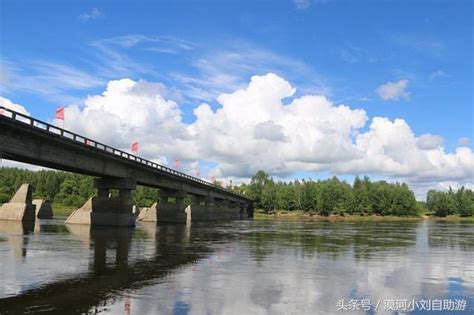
top-left (0, 0), bottom-right (473, 199)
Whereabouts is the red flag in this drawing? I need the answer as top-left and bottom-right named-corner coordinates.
top-left (55, 107), bottom-right (65, 120)
top-left (131, 142), bottom-right (139, 154)
top-left (124, 296), bottom-right (131, 315)
top-left (86, 139), bottom-right (94, 146)
top-left (174, 159), bottom-right (181, 169)
top-left (195, 170), bottom-right (200, 177)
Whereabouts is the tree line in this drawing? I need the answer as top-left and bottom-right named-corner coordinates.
top-left (0, 168), bottom-right (472, 217)
top-left (0, 167), bottom-right (158, 208)
top-left (232, 171), bottom-right (474, 217)
top-left (426, 187), bottom-right (474, 217)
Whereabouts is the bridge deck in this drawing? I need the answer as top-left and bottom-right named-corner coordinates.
top-left (0, 106), bottom-right (251, 203)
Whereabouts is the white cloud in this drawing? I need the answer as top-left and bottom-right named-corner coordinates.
top-left (429, 70), bottom-right (447, 80)
top-left (171, 41), bottom-right (329, 102)
top-left (416, 133), bottom-right (444, 150)
top-left (292, 0), bottom-right (332, 9)
top-left (3, 35), bottom-right (326, 106)
top-left (0, 96), bottom-right (29, 115)
top-left (391, 34), bottom-right (446, 58)
top-left (0, 160), bottom-right (45, 171)
top-left (254, 121), bottom-right (287, 142)
top-left (293, 0), bottom-right (311, 9)
top-left (79, 8), bottom-right (103, 20)
top-left (188, 74), bottom-right (366, 177)
top-left (0, 63), bottom-right (9, 86)
top-left (55, 79), bottom-right (190, 160)
top-left (458, 137), bottom-right (471, 147)
top-left (376, 79), bottom-right (410, 101)
top-left (0, 60), bottom-right (104, 103)
top-left (3, 73), bottom-right (473, 198)
top-left (343, 118), bottom-right (473, 183)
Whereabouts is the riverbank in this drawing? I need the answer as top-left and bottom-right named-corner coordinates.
top-left (52, 204), bottom-right (77, 218)
top-left (40, 206), bottom-right (474, 222)
top-left (254, 210), bottom-right (474, 222)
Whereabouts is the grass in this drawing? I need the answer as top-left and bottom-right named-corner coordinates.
top-left (45, 205), bottom-right (474, 222)
top-left (52, 203), bottom-right (77, 218)
top-left (254, 210), bottom-right (474, 222)
top-left (423, 213), bottom-right (474, 222)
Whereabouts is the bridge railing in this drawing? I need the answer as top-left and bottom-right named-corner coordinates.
top-left (0, 106), bottom-right (249, 201)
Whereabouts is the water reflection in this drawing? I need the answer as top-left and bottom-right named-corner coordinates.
top-left (0, 220), bottom-right (34, 260)
top-left (245, 221), bottom-right (419, 262)
top-left (0, 220), bottom-right (472, 314)
top-left (0, 222), bottom-right (212, 313)
top-left (428, 221), bottom-right (474, 251)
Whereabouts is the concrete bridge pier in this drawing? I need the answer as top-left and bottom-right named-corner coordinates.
top-left (247, 203), bottom-right (255, 219)
top-left (156, 190), bottom-right (187, 224)
top-left (33, 199), bottom-right (53, 219)
top-left (214, 198), bottom-right (239, 220)
top-left (228, 201), bottom-right (243, 220)
top-left (137, 202), bottom-right (158, 222)
top-left (238, 203), bottom-right (246, 219)
top-left (0, 184), bottom-right (36, 222)
top-left (66, 178), bottom-right (137, 227)
top-left (187, 195), bottom-right (211, 221)
top-left (187, 197), bottom-right (245, 221)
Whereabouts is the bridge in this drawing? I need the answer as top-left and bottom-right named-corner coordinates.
top-left (0, 106), bottom-right (253, 226)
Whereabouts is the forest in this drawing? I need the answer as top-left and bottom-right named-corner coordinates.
top-left (0, 167), bottom-right (159, 209)
top-left (0, 168), bottom-right (472, 217)
top-left (236, 171), bottom-right (474, 217)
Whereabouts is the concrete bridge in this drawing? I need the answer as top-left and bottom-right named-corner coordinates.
top-left (0, 106), bottom-right (253, 226)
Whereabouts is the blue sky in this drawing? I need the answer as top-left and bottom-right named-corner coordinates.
top-left (0, 0), bottom-right (473, 196)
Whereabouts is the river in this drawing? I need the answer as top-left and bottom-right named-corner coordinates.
top-left (0, 219), bottom-right (473, 314)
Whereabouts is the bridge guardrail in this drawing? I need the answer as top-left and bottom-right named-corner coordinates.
top-left (0, 106), bottom-right (250, 201)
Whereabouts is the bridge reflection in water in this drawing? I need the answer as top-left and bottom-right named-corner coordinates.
top-left (1, 220), bottom-right (473, 314)
top-left (0, 220), bottom-right (225, 314)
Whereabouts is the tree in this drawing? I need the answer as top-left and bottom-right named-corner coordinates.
top-left (134, 186), bottom-right (159, 208)
top-left (248, 170), bottom-right (272, 208)
top-left (427, 190), bottom-right (451, 217)
top-left (352, 176), bottom-right (372, 215)
top-left (390, 183), bottom-right (417, 216)
top-left (261, 180), bottom-right (277, 212)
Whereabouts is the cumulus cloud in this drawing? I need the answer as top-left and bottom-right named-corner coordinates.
top-left (0, 96), bottom-right (29, 115)
top-left (416, 133), bottom-right (444, 150)
top-left (3, 73), bottom-right (473, 197)
top-left (344, 118), bottom-right (473, 182)
top-left (458, 137), bottom-right (471, 147)
top-left (187, 73), bottom-right (367, 176)
top-left (254, 121), bottom-right (287, 142)
top-left (54, 79), bottom-right (189, 162)
top-left (376, 79), bottom-right (410, 101)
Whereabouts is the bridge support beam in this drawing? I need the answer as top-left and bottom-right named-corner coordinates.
top-left (221, 199), bottom-right (242, 220)
top-left (33, 199), bottom-right (54, 219)
top-left (187, 197), bottom-right (244, 222)
top-left (0, 184), bottom-right (36, 222)
top-left (66, 178), bottom-right (137, 227)
top-left (246, 203), bottom-right (254, 219)
top-left (155, 190), bottom-right (187, 224)
top-left (186, 196), bottom-right (208, 221)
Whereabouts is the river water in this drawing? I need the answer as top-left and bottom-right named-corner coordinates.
top-left (0, 219), bottom-right (473, 314)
